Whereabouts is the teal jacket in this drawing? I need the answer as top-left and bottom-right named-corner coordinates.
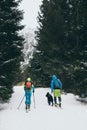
top-left (51, 75), bottom-right (62, 93)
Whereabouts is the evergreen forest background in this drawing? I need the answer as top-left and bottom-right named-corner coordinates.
top-left (0, 0), bottom-right (87, 102)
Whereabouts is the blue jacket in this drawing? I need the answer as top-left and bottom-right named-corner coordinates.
top-left (51, 75), bottom-right (62, 92)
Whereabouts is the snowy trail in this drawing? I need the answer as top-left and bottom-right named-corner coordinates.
top-left (0, 86), bottom-right (87, 130)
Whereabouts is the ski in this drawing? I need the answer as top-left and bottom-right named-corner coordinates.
top-left (53, 103), bottom-right (63, 109)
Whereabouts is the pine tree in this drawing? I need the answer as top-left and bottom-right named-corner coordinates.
top-left (61, 0), bottom-right (87, 96)
top-left (30, 0), bottom-right (65, 86)
top-left (0, 0), bottom-right (24, 101)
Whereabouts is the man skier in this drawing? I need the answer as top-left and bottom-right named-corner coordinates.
top-left (51, 75), bottom-right (62, 107)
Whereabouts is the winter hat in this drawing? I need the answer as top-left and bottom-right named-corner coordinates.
top-left (27, 77), bottom-right (31, 81)
top-left (52, 75), bottom-right (57, 80)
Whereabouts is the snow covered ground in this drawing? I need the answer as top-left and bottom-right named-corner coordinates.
top-left (0, 86), bottom-right (87, 130)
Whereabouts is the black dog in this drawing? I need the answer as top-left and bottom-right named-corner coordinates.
top-left (46, 92), bottom-right (53, 106)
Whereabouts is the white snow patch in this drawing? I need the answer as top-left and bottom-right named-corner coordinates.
top-left (0, 86), bottom-right (87, 130)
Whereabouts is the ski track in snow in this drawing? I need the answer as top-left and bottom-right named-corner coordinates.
top-left (0, 86), bottom-right (87, 130)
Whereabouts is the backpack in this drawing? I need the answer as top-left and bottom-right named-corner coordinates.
top-left (25, 81), bottom-right (32, 89)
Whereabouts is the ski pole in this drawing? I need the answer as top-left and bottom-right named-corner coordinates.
top-left (33, 93), bottom-right (36, 108)
top-left (17, 95), bottom-right (25, 109)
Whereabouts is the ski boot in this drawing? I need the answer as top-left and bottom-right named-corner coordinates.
top-left (25, 105), bottom-right (30, 112)
top-left (59, 103), bottom-right (61, 108)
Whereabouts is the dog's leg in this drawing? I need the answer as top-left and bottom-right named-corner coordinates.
top-left (54, 97), bottom-right (57, 105)
top-left (52, 101), bottom-right (53, 106)
top-left (48, 100), bottom-right (50, 105)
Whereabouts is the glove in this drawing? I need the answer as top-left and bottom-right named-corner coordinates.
top-left (51, 90), bottom-right (53, 93)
